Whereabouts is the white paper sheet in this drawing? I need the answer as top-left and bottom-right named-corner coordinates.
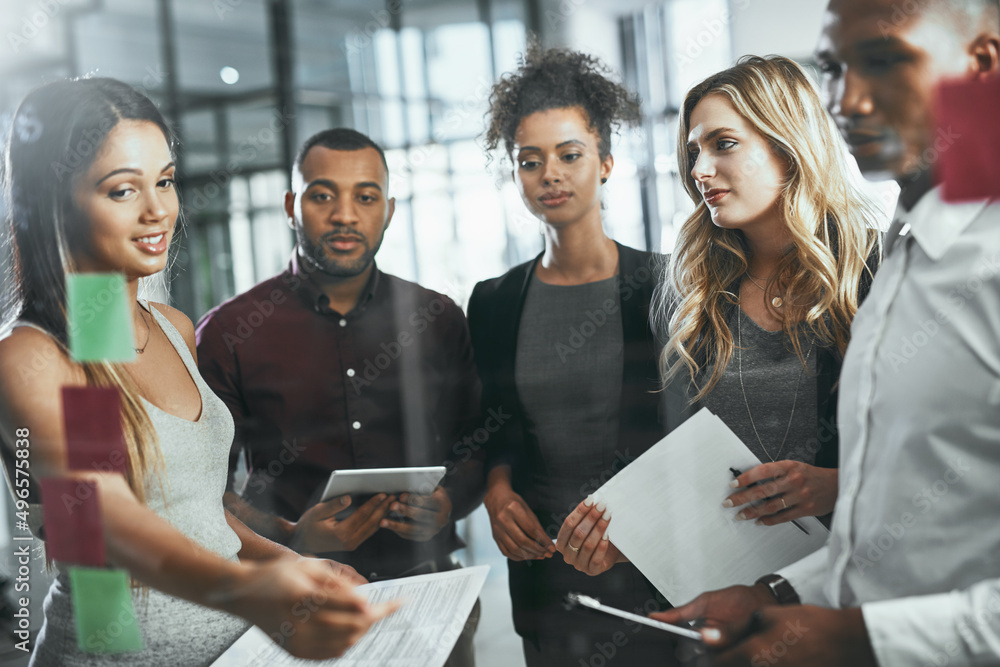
top-left (211, 565), bottom-right (489, 667)
top-left (592, 408), bottom-right (828, 606)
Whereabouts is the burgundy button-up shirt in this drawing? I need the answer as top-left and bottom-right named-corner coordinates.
top-left (196, 253), bottom-right (482, 577)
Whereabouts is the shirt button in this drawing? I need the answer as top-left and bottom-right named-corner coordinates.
top-left (352, 421), bottom-right (361, 430)
top-left (339, 318), bottom-right (347, 327)
top-left (346, 368), bottom-right (356, 377)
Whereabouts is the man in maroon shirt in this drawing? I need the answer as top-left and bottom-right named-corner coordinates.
top-left (195, 129), bottom-right (484, 665)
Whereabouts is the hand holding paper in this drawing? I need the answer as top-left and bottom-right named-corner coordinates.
top-left (555, 498), bottom-right (622, 576)
top-left (590, 408), bottom-right (829, 605)
top-left (212, 556), bottom-right (399, 661)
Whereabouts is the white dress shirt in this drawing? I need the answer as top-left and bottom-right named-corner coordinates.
top-left (779, 187), bottom-right (1000, 666)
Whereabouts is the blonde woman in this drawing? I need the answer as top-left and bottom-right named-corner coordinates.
top-left (0, 78), bottom-right (395, 666)
top-left (561, 55), bottom-right (881, 575)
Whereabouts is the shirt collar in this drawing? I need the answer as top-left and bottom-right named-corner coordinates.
top-left (894, 186), bottom-right (992, 261)
top-left (289, 249), bottom-right (381, 315)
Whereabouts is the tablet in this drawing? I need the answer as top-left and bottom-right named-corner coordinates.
top-left (565, 593), bottom-right (704, 642)
top-left (320, 466), bottom-right (447, 502)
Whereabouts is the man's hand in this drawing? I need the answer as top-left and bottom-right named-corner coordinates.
top-left (709, 606), bottom-right (878, 667)
top-left (290, 494), bottom-right (394, 554)
top-left (650, 584), bottom-right (777, 644)
top-left (380, 486), bottom-right (452, 542)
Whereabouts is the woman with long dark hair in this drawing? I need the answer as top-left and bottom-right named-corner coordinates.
top-left (0, 77), bottom-right (395, 666)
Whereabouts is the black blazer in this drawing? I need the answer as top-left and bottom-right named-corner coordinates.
top-left (467, 243), bottom-right (671, 643)
top-left (468, 242), bottom-right (664, 495)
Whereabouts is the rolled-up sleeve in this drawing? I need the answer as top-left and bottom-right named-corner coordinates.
top-left (862, 578), bottom-right (1000, 666)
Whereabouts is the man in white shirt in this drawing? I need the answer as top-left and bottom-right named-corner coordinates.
top-left (652, 1), bottom-right (1000, 665)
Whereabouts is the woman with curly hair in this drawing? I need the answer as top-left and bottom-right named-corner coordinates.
top-left (467, 46), bottom-right (676, 665)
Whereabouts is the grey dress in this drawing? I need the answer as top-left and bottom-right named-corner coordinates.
top-left (27, 301), bottom-right (249, 666)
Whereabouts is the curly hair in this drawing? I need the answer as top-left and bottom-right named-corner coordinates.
top-left (484, 42), bottom-right (641, 161)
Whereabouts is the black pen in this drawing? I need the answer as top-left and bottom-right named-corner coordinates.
top-left (729, 467), bottom-right (809, 535)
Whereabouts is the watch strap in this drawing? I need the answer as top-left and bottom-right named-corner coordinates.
top-left (755, 573), bottom-right (801, 605)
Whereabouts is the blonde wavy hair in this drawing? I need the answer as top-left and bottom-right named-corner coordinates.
top-left (654, 55), bottom-right (882, 401)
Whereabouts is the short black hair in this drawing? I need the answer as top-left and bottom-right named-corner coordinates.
top-left (484, 42), bottom-right (641, 161)
top-left (293, 128), bottom-right (388, 174)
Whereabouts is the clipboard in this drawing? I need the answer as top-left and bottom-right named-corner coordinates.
top-left (565, 593), bottom-right (704, 642)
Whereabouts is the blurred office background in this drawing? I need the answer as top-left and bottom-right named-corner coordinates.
top-left (0, 1), bottom-right (887, 664)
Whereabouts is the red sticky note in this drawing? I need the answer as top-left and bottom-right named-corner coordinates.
top-left (61, 387), bottom-right (128, 475)
top-left (40, 478), bottom-right (106, 567)
top-left (935, 77), bottom-right (1000, 202)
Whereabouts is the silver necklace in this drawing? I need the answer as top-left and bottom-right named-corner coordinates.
top-left (737, 308), bottom-right (812, 462)
top-left (745, 273), bottom-right (784, 308)
top-left (134, 307), bottom-right (151, 354)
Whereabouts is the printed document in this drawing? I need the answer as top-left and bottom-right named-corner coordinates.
top-left (211, 565), bottom-right (488, 667)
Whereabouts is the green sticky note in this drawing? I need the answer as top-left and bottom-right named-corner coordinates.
top-left (66, 273), bottom-right (136, 362)
top-left (68, 567), bottom-right (144, 653)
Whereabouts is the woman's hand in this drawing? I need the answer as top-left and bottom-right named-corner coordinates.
top-left (484, 468), bottom-right (556, 561)
top-left (724, 461), bottom-right (838, 525)
top-left (556, 497), bottom-right (627, 575)
top-left (218, 557), bottom-right (398, 661)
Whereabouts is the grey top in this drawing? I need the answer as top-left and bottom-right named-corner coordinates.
top-left (28, 301), bottom-right (248, 666)
top-left (702, 307), bottom-right (819, 465)
top-left (514, 273), bottom-right (623, 529)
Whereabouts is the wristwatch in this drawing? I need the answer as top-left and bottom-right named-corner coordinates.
top-left (755, 574), bottom-right (801, 605)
